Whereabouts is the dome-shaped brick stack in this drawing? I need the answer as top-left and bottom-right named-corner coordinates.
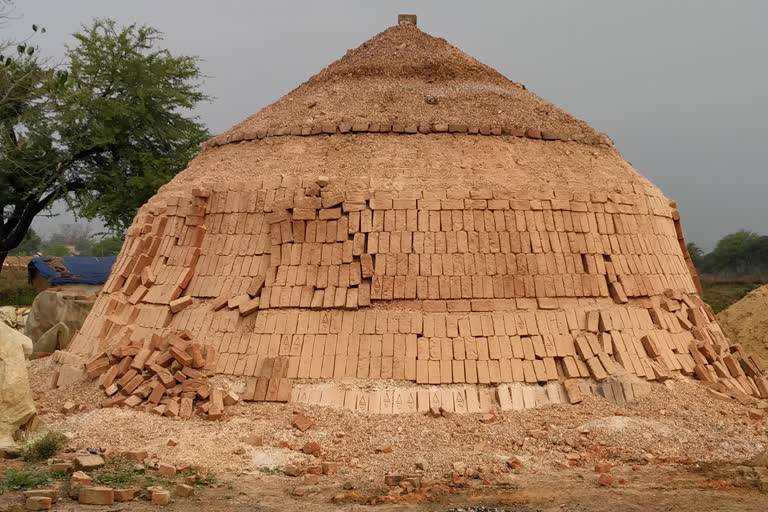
top-left (68, 21), bottom-right (767, 415)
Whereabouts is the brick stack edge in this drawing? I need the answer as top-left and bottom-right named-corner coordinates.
top-left (64, 175), bottom-right (768, 416)
top-left (202, 120), bottom-right (614, 150)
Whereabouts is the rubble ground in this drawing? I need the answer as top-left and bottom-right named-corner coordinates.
top-left (4, 357), bottom-right (766, 511)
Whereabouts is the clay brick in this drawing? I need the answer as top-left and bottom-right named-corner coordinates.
top-left (319, 207), bottom-right (342, 220)
top-left (25, 496), bottom-right (53, 510)
top-left (169, 347), bottom-right (193, 366)
top-left (266, 210), bottom-right (290, 224)
top-left (293, 208), bottom-right (316, 220)
top-left (369, 199), bottom-right (392, 210)
top-left (585, 357), bottom-right (608, 380)
top-left (169, 296), bottom-right (192, 313)
top-left (79, 487), bottom-right (114, 505)
top-left (151, 490), bottom-right (171, 505)
top-left (210, 295), bottom-right (229, 311)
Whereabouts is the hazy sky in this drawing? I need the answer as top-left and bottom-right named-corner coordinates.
top-left (7, 1), bottom-right (767, 251)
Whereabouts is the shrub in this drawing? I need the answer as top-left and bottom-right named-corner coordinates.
top-left (20, 431), bottom-right (67, 462)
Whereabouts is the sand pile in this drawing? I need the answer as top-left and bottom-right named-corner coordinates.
top-left (718, 284), bottom-right (768, 362)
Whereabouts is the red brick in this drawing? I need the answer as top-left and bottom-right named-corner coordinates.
top-left (598, 474), bottom-right (614, 486)
top-left (594, 462), bottom-right (611, 473)
top-left (302, 442), bottom-right (321, 457)
top-left (158, 463), bottom-right (176, 476)
top-left (322, 461), bottom-right (339, 475)
top-left (292, 414), bottom-right (314, 432)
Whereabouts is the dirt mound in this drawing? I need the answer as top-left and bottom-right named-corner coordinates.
top-left (718, 284), bottom-right (768, 363)
top-left (215, 24), bottom-right (602, 144)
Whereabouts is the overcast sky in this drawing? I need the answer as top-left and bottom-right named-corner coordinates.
top-left (7, 1), bottom-right (767, 251)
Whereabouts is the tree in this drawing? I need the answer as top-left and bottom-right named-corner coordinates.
top-left (90, 235), bottom-right (124, 257)
top-left (40, 243), bottom-right (72, 257)
top-left (707, 230), bottom-right (761, 274)
top-left (0, 15), bottom-right (209, 273)
top-left (8, 227), bottom-right (41, 255)
top-left (47, 223), bottom-right (93, 255)
top-left (687, 242), bottom-right (704, 269)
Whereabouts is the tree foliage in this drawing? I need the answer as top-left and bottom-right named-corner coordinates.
top-left (687, 242), bottom-right (703, 268)
top-left (690, 230), bottom-right (768, 278)
top-left (60, 20), bottom-right (209, 229)
top-left (40, 243), bottom-right (72, 257)
top-left (90, 235), bottom-right (124, 257)
top-left (0, 13), bottom-right (209, 272)
top-left (47, 223), bottom-right (93, 255)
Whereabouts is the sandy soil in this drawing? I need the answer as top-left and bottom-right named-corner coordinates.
top-left (718, 284), bottom-right (768, 364)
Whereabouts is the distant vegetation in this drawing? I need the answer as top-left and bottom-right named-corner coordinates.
top-left (9, 225), bottom-right (124, 257)
top-left (689, 230), bottom-right (768, 313)
top-left (1, 224), bottom-right (125, 305)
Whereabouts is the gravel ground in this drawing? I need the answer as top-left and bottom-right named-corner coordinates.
top-left (28, 356), bottom-right (768, 480)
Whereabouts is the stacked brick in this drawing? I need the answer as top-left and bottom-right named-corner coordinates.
top-left (183, 179), bottom-right (696, 314)
top-left (291, 384), bottom-right (495, 415)
top-left (65, 173), bottom-right (768, 408)
top-left (203, 120), bottom-right (614, 150)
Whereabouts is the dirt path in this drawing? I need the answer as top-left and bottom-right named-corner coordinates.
top-left (3, 462), bottom-right (766, 511)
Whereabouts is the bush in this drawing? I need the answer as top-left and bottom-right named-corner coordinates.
top-left (20, 431), bottom-right (67, 462)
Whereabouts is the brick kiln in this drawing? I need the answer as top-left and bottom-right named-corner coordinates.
top-left (64, 16), bottom-right (767, 416)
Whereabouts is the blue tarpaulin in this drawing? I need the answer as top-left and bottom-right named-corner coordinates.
top-left (28, 256), bottom-right (116, 286)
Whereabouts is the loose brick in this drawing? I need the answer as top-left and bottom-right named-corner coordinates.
top-left (322, 461), bottom-right (339, 475)
top-left (25, 497), bottom-right (52, 510)
top-left (292, 413), bottom-right (315, 432)
top-left (121, 450), bottom-right (148, 461)
top-left (151, 490), bottom-right (171, 505)
top-left (174, 483), bottom-right (195, 497)
top-left (169, 296), bottom-right (192, 313)
top-left (113, 487), bottom-right (140, 502)
top-left (158, 463), bottom-right (176, 476)
top-left (79, 487), bottom-right (114, 505)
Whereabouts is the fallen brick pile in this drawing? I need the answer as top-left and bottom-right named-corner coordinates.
top-left (17, 452), bottom-right (201, 509)
top-left (84, 331), bottom-right (238, 420)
